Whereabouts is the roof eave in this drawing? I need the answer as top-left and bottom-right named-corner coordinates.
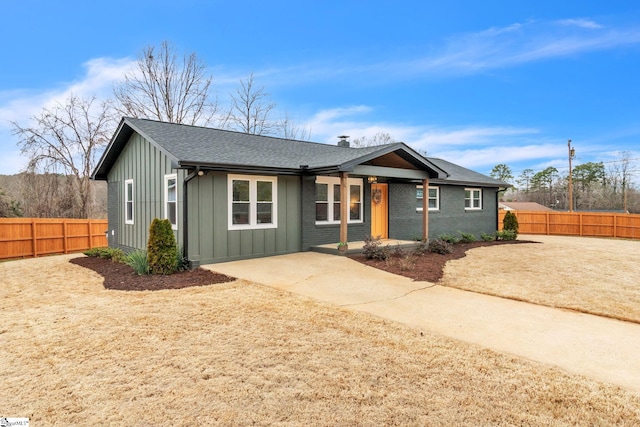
top-left (178, 161), bottom-right (305, 176)
top-left (430, 178), bottom-right (511, 188)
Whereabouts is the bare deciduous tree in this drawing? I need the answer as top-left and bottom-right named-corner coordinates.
top-left (0, 187), bottom-right (22, 217)
top-left (114, 41), bottom-right (219, 125)
top-left (226, 73), bottom-right (277, 135)
top-left (12, 95), bottom-right (114, 218)
top-left (277, 113), bottom-right (311, 141)
top-left (351, 132), bottom-right (397, 147)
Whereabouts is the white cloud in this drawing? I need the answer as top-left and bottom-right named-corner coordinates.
top-left (0, 56), bottom-right (134, 174)
top-left (0, 57), bottom-right (133, 128)
top-left (409, 20), bottom-right (640, 75)
top-left (557, 18), bottom-right (604, 30)
top-left (300, 105), bottom-right (551, 170)
top-left (412, 126), bottom-right (539, 148)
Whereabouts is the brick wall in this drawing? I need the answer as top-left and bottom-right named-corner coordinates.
top-left (301, 176), bottom-right (371, 249)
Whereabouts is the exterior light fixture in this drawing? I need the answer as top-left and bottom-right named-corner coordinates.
top-left (368, 176), bottom-right (378, 184)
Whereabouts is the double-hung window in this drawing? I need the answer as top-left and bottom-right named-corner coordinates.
top-left (228, 175), bottom-right (277, 229)
top-left (164, 174), bottom-right (178, 230)
top-left (124, 179), bottom-right (134, 225)
top-left (416, 185), bottom-right (439, 212)
top-left (465, 188), bottom-right (482, 210)
top-left (315, 176), bottom-right (363, 224)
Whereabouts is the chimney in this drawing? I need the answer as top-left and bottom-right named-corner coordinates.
top-left (337, 135), bottom-right (350, 148)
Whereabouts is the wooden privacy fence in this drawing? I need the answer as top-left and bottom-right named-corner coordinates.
top-left (498, 211), bottom-right (640, 240)
top-left (0, 218), bottom-right (108, 260)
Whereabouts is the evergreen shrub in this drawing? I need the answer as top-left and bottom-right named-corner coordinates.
top-left (147, 218), bottom-right (178, 275)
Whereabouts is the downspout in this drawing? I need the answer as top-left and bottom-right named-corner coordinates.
top-left (183, 166), bottom-right (201, 267)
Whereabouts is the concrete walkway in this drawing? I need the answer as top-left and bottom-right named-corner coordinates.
top-left (204, 252), bottom-right (640, 392)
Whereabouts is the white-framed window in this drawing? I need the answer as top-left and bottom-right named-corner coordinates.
top-left (164, 174), bottom-right (178, 230)
top-left (228, 174), bottom-right (277, 230)
top-left (465, 188), bottom-right (482, 210)
top-left (124, 179), bottom-right (134, 225)
top-left (416, 185), bottom-right (439, 212)
top-left (315, 176), bottom-right (363, 224)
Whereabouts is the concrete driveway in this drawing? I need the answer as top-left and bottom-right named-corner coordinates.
top-left (204, 252), bottom-right (640, 392)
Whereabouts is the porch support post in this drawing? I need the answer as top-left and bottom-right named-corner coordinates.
top-left (422, 178), bottom-right (429, 241)
top-left (340, 172), bottom-right (349, 247)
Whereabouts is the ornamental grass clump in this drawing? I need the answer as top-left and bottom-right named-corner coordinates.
top-left (125, 250), bottom-right (149, 275)
top-left (147, 218), bottom-right (178, 275)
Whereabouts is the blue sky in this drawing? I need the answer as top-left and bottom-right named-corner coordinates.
top-left (1, 1), bottom-right (639, 182)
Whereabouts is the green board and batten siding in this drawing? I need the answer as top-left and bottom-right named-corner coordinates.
top-left (187, 173), bottom-right (301, 265)
top-left (107, 133), bottom-right (184, 251)
top-left (107, 132), bottom-right (302, 264)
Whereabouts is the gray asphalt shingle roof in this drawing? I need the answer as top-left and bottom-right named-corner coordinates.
top-left (93, 117), bottom-right (508, 188)
top-left (126, 117), bottom-right (389, 170)
top-left (428, 157), bottom-right (510, 187)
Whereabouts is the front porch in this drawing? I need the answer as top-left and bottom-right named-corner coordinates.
top-left (310, 239), bottom-right (421, 256)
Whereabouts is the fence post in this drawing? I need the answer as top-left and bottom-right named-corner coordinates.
top-left (613, 214), bottom-right (617, 238)
top-left (63, 220), bottom-right (68, 254)
top-left (88, 219), bottom-right (93, 249)
top-left (31, 219), bottom-right (37, 258)
top-left (546, 212), bottom-right (549, 235)
top-left (579, 213), bottom-right (583, 236)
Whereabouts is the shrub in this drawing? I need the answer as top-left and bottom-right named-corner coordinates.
top-left (428, 239), bottom-right (454, 255)
top-left (437, 233), bottom-right (460, 244)
top-left (458, 231), bottom-right (477, 243)
top-left (480, 232), bottom-right (495, 242)
top-left (413, 240), bottom-right (429, 256)
top-left (362, 235), bottom-right (390, 260)
top-left (496, 229), bottom-right (517, 241)
top-left (125, 250), bottom-right (149, 275)
top-left (147, 218), bottom-right (178, 275)
top-left (503, 211), bottom-right (519, 237)
top-left (83, 247), bottom-right (125, 262)
top-left (391, 244), bottom-right (407, 258)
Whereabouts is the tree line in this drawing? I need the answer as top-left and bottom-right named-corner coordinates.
top-left (489, 153), bottom-right (640, 213)
top-left (1, 41), bottom-right (310, 218)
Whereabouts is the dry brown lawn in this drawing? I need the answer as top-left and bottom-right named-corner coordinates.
top-left (1, 253), bottom-right (640, 425)
top-left (442, 235), bottom-right (640, 323)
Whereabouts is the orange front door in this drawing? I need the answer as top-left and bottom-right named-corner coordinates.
top-left (370, 183), bottom-right (388, 239)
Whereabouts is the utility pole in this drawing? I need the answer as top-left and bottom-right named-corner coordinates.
top-left (568, 140), bottom-right (575, 212)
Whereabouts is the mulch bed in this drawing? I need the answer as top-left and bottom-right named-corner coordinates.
top-left (71, 240), bottom-right (534, 291)
top-left (350, 240), bottom-right (536, 283)
top-left (70, 257), bottom-right (235, 291)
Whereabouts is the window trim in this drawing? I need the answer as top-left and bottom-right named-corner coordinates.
top-left (416, 185), bottom-right (440, 212)
top-left (164, 173), bottom-right (178, 230)
top-left (465, 188), bottom-right (482, 210)
top-left (315, 176), bottom-right (363, 225)
top-left (124, 179), bottom-right (134, 225)
top-left (227, 174), bottom-right (278, 230)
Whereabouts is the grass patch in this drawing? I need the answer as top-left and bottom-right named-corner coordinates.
top-left (0, 254), bottom-right (639, 425)
top-left (442, 235), bottom-right (640, 323)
